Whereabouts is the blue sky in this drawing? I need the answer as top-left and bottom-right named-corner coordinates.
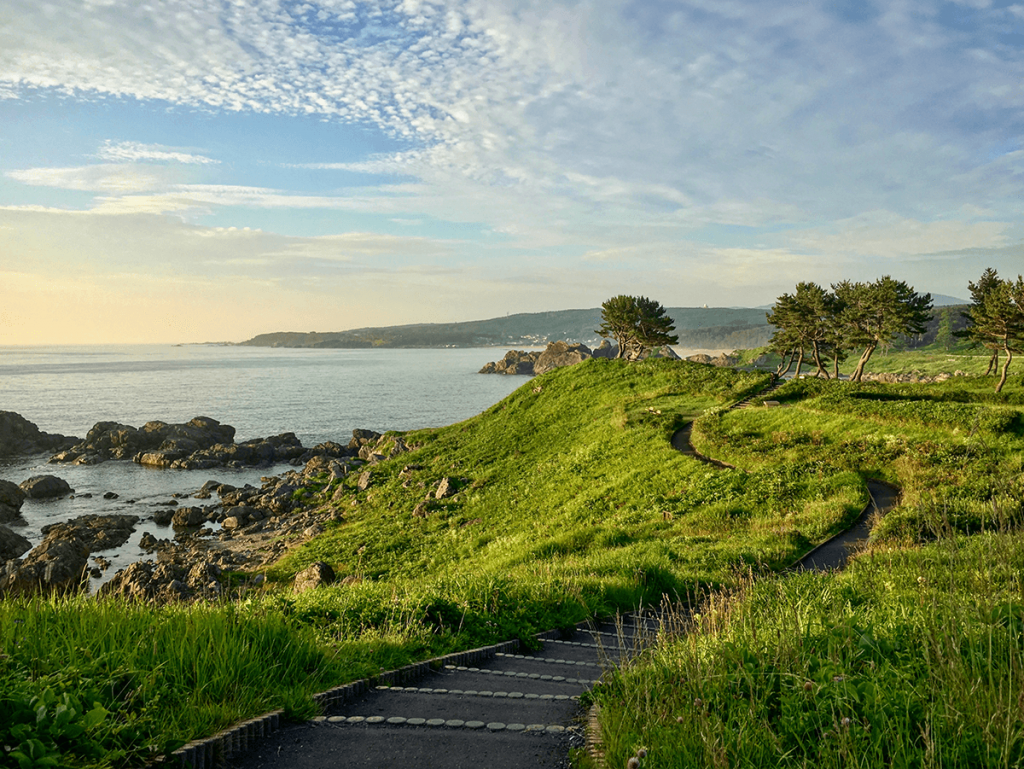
top-left (1, 0), bottom-right (1022, 344)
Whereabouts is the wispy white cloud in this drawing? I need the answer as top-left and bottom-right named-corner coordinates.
top-left (6, 164), bottom-right (166, 193)
top-left (96, 140), bottom-right (219, 165)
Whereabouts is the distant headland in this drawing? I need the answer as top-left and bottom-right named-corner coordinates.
top-left (238, 306), bottom-right (775, 350)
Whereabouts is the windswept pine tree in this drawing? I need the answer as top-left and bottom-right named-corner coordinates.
top-left (832, 277), bottom-right (933, 382)
top-left (959, 269), bottom-right (1024, 392)
top-left (596, 295), bottom-right (678, 361)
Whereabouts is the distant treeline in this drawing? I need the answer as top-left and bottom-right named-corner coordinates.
top-left (240, 307), bottom-right (774, 350)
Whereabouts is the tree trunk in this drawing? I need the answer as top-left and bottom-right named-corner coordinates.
top-left (996, 342), bottom-right (1013, 393)
top-left (776, 350), bottom-right (795, 378)
top-left (832, 353), bottom-right (841, 380)
top-left (793, 347), bottom-right (805, 378)
top-left (851, 343), bottom-right (876, 382)
top-left (811, 341), bottom-right (829, 379)
top-left (986, 349), bottom-right (999, 377)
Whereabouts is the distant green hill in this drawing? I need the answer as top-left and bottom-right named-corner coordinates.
top-left (239, 307), bottom-right (773, 349)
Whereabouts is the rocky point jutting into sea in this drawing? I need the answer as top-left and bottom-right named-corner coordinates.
top-left (0, 409), bottom-right (418, 601)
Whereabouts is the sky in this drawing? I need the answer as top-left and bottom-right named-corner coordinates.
top-left (1, 0), bottom-right (1022, 344)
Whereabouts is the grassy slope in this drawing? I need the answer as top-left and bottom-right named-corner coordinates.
top-left (592, 375), bottom-right (1024, 769)
top-left (277, 359), bottom-right (865, 594)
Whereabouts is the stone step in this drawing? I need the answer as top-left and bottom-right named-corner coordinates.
top-left (230, 723), bottom-right (576, 769)
top-left (323, 687), bottom-right (578, 724)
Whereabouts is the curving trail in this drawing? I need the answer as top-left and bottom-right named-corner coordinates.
top-left (671, 382), bottom-right (901, 572)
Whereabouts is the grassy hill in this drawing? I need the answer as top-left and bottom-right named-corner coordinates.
top-left (239, 307), bottom-right (772, 350)
top-left (4, 361), bottom-right (1024, 767)
top-left (589, 374), bottom-right (1024, 769)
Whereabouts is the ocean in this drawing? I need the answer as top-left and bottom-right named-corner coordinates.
top-left (0, 344), bottom-right (528, 580)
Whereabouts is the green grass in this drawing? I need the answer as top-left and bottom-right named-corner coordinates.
top-left (593, 373), bottom-right (1024, 769)
top-left (592, 532), bottom-right (1024, 768)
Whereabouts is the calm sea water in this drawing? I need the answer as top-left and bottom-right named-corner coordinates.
top-left (0, 345), bottom-right (527, 578)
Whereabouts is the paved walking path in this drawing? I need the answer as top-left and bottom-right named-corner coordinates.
top-left (227, 618), bottom-right (657, 769)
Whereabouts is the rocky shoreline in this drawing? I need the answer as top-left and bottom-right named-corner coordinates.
top-left (477, 339), bottom-right (687, 376)
top-left (0, 411), bottom-right (413, 602)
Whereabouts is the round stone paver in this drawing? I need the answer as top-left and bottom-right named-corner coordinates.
top-left (465, 721), bottom-right (485, 730)
top-left (506, 724), bottom-right (526, 732)
top-left (406, 718), bottom-right (426, 726)
top-left (486, 722), bottom-right (506, 732)
top-left (425, 719), bottom-right (445, 727)
top-left (386, 717), bottom-right (407, 725)
top-left (365, 717), bottom-right (385, 725)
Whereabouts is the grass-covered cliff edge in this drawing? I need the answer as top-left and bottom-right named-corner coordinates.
top-left (4, 359), bottom-right (1024, 767)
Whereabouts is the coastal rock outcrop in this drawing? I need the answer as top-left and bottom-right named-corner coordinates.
top-left (0, 480), bottom-right (27, 523)
top-left (0, 411), bottom-right (78, 457)
top-left (534, 341), bottom-right (593, 375)
top-left (592, 340), bottom-right (617, 359)
top-left (0, 526), bottom-right (31, 563)
top-left (19, 475), bottom-right (73, 499)
top-left (39, 514), bottom-right (140, 551)
top-left (685, 353), bottom-right (737, 367)
top-left (479, 350), bottom-right (541, 375)
top-left (51, 416), bottom-right (235, 465)
top-left (0, 514), bottom-right (140, 595)
top-left (0, 534), bottom-right (90, 595)
top-left (100, 559), bottom-right (225, 602)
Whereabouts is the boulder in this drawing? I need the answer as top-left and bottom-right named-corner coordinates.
top-left (19, 475), bottom-right (73, 499)
top-left (348, 429), bottom-right (382, 452)
top-left (591, 340), bottom-right (618, 359)
top-left (0, 480), bottom-right (26, 524)
top-left (100, 558), bottom-right (223, 602)
top-left (0, 411), bottom-right (78, 457)
top-left (357, 471), bottom-right (373, 492)
top-left (533, 341), bottom-right (593, 376)
top-left (53, 416), bottom-right (238, 465)
top-left (435, 477), bottom-right (455, 500)
top-left (39, 514), bottom-right (140, 552)
top-left (171, 506), bottom-right (207, 527)
top-left (0, 526), bottom-right (31, 563)
top-left (293, 561), bottom-right (335, 593)
top-left (479, 350), bottom-right (541, 375)
top-left (0, 535), bottom-right (89, 595)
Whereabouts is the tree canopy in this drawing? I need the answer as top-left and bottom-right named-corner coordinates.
top-left (959, 269), bottom-right (1024, 392)
top-left (596, 295), bottom-right (678, 361)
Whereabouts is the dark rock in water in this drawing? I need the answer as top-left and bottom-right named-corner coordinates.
top-left (479, 349), bottom-right (541, 375)
top-left (171, 506), bottom-right (207, 528)
top-left (0, 480), bottom-right (26, 524)
top-left (151, 507), bottom-right (176, 526)
top-left (0, 526), bottom-right (31, 563)
top-left (51, 416), bottom-right (236, 466)
top-left (0, 535), bottom-right (90, 595)
top-left (293, 561), bottom-right (335, 593)
top-left (40, 514), bottom-right (140, 552)
top-left (104, 492), bottom-right (120, 500)
top-left (533, 341), bottom-right (593, 376)
top-left (0, 411), bottom-right (78, 457)
top-left (19, 475), bottom-right (73, 499)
